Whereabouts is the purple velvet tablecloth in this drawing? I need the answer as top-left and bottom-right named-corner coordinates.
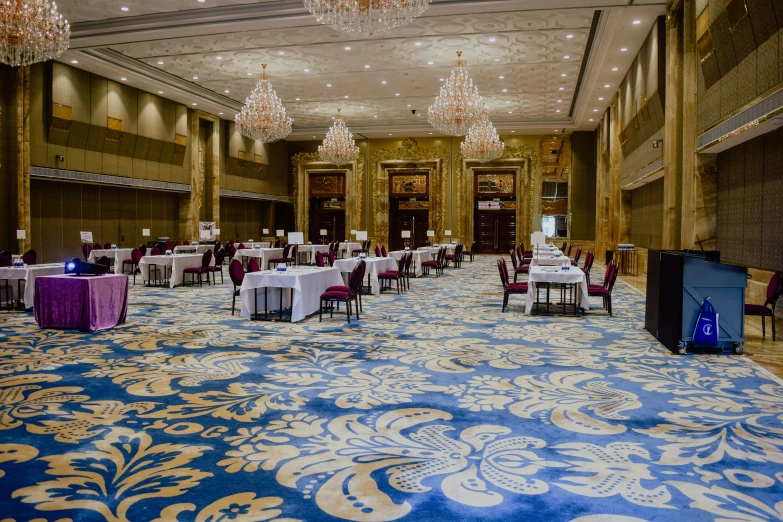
top-left (34, 274), bottom-right (129, 332)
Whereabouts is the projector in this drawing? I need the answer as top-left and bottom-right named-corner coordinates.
top-left (618, 244), bottom-right (635, 251)
top-left (64, 258), bottom-right (109, 276)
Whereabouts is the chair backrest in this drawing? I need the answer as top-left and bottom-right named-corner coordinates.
top-left (166, 241), bottom-right (174, 251)
top-left (248, 258), bottom-right (261, 273)
top-left (470, 240), bottom-right (476, 252)
top-left (229, 244), bottom-right (237, 256)
top-left (0, 255), bottom-right (11, 268)
top-left (139, 244), bottom-right (147, 256)
top-left (438, 247), bottom-right (447, 264)
top-left (315, 251), bottom-right (325, 267)
top-left (455, 244), bottom-right (463, 256)
top-left (0, 250), bottom-right (10, 258)
top-left (238, 243), bottom-right (246, 250)
top-left (274, 238), bottom-right (281, 248)
top-left (229, 259), bottom-right (245, 286)
top-left (201, 250), bottom-right (212, 268)
top-left (583, 251), bottom-right (594, 273)
top-left (93, 243), bottom-right (101, 250)
top-left (82, 244), bottom-right (92, 259)
top-left (288, 244), bottom-right (297, 259)
top-left (602, 262), bottom-right (613, 287)
top-left (606, 261), bottom-right (619, 293)
top-left (281, 244), bottom-right (292, 258)
top-left (25, 249), bottom-right (36, 260)
top-left (176, 241), bottom-right (182, 246)
top-left (767, 272), bottom-right (783, 305)
top-left (96, 256), bottom-right (111, 268)
top-left (566, 244), bottom-right (573, 256)
top-left (22, 253), bottom-right (36, 265)
top-left (184, 240), bottom-right (190, 245)
top-left (375, 245), bottom-right (382, 258)
top-left (328, 250), bottom-right (336, 266)
top-left (104, 242), bottom-right (111, 249)
top-left (496, 258), bottom-right (509, 289)
top-left (131, 248), bottom-right (143, 264)
top-left (509, 249), bottom-right (518, 270)
top-left (381, 245), bottom-right (387, 257)
top-left (573, 246), bottom-right (582, 263)
top-left (348, 260), bottom-right (367, 294)
top-left (151, 247), bottom-right (161, 256)
top-left (366, 239), bottom-right (372, 251)
top-left (214, 251), bottom-right (226, 267)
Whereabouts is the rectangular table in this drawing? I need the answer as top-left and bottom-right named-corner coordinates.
top-left (337, 242), bottom-right (363, 258)
top-left (0, 264), bottom-right (65, 309)
top-left (34, 274), bottom-right (128, 332)
top-left (298, 244), bottom-right (330, 264)
top-left (530, 254), bottom-right (572, 267)
top-left (235, 248), bottom-right (284, 270)
top-left (525, 266), bottom-right (589, 316)
top-left (137, 254), bottom-right (212, 288)
top-left (334, 257), bottom-right (397, 295)
top-left (88, 248), bottom-right (134, 274)
top-left (389, 250), bottom-right (430, 278)
top-left (239, 266), bottom-right (343, 322)
top-left (173, 244), bottom-right (213, 255)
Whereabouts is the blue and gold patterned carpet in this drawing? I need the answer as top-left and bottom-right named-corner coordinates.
top-left (1, 255), bottom-right (783, 522)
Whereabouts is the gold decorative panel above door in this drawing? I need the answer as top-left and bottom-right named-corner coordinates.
top-left (389, 173), bottom-right (428, 197)
top-left (475, 172), bottom-right (515, 196)
top-left (309, 173), bottom-right (346, 197)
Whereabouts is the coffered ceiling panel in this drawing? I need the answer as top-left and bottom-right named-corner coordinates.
top-left (61, 0), bottom-right (271, 23)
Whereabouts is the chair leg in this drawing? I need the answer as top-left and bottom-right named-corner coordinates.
top-left (608, 296), bottom-right (613, 317)
top-left (502, 292), bottom-right (508, 313)
top-left (772, 315), bottom-right (776, 341)
top-left (346, 300), bottom-right (351, 323)
top-left (355, 296), bottom-right (360, 321)
top-left (319, 299), bottom-right (323, 322)
top-left (762, 316), bottom-right (766, 338)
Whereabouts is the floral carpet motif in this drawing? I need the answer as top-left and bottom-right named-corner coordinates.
top-left (0, 256), bottom-right (782, 521)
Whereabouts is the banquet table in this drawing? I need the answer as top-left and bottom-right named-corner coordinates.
top-left (138, 253), bottom-right (212, 288)
top-left (173, 244), bottom-right (213, 255)
top-left (525, 266), bottom-right (589, 315)
top-left (337, 242), bottom-right (363, 258)
top-left (417, 245), bottom-right (456, 257)
top-left (530, 254), bottom-right (572, 267)
top-left (389, 250), bottom-right (430, 278)
top-left (235, 248), bottom-right (284, 270)
top-left (88, 248), bottom-right (134, 274)
top-left (34, 274), bottom-right (128, 332)
top-left (298, 244), bottom-right (330, 264)
top-left (334, 256), bottom-right (397, 295)
top-left (0, 263), bottom-right (65, 309)
top-left (239, 266), bottom-right (343, 322)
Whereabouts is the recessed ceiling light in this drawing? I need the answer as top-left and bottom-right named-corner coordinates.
top-left (506, 101), bottom-right (510, 104)
top-left (566, 34), bottom-right (573, 38)
top-left (415, 42), bottom-right (422, 46)
top-left (360, 105), bottom-right (364, 108)
top-left (559, 87), bottom-right (564, 90)
top-left (407, 104), bottom-right (411, 107)
top-left (417, 113), bottom-right (421, 116)
top-left (439, 78), bottom-right (444, 81)
top-left (326, 83), bottom-right (332, 87)
top-left (502, 88), bottom-right (508, 92)
top-left (216, 56), bottom-right (222, 60)
top-left (511, 130), bottom-right (515, 133)
top-left (374, 115), bottom-right (377, 118)
top-left (598, 97), bottom-right (604, 100)
top-left (295, 97), bottom-right (300, 100)
top-left (498, 75), bottom-right (504, 79)
top-left (344, 46), bottom-right (351, 50)
top-left (429, 132), bottom-right (432, 134)
top-left (604, 84), bottom-right (610, 88)
top-left (381, 80), bottom-right (387, 84)
top-left (389, 133), bottom-right (393, 135)
top-left (395, 93), bottom-right (400, 96)
top-left (620, 48), bottom-right (627, 52)
top-left (561, 73), bottom-right (567, 77)
top-left (71, 60), bottom-right (78, 64)
top-left (557, 99), bottom-right (562, 102)
top-left (554, 129), bottom-right (559, 132)
top-left (593, 108), bottom-right (599, 112)
top-left (494, 58), bottom-right (500, 62)
top-left (633, 20), bottom-right (641, 24)
top-left (589, 118), bottom-right (593, 121)
top-left (157, 61), bottom-right (163, 65)
top-left (247, 72), bottom-right (253, 76)
top-left (563, 55), bottom-right (569, 59)
top-left (508, 111), bottom-right (513, 113)
top-left (121, 6), bottom-right (129, 11)
top-left (304, 68), bottom-right (310, 72)
top-left (612, 67), bottom-right (618, 71)
top-left (278, 51), bottom-right (285, 55)
top-left (219, 112), bottom-right (224, 115)
top-left (198, 0), bottom-right (205, 3)
top-left (157, 90), bottom-right (163, 94)
top-left (364, 64), bottom-right (370, 68)
top-left (315, 108), bottom-right (319, 111)
top-left (313, 135), bottom-right (316, 138)
top-left (344, 95), bottom-right (349, 98)
top-left (556, 109), bottom-right (561, 113)
top-left (489, 37), bottom-right (496, 42)
top-left (192, 102), bottom-right (197, 106)
top-left (120, 77), bottom-right (127, 81)
top-left (193, 76), bottom-right (198, 80)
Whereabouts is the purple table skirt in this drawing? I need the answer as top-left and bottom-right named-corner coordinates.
top-left (34, 274), bottom-right (129, 332)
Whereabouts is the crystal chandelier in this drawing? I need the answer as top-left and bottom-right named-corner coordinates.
top-left (0, 0), bottom-right (70, 67)
top-left (461, 117), bottom-right (504, 163)
top-left (319, 109), bottom-right (360, 166)
top-left (303, 0), bottom-right (430, 36)
top-left (235, 64), bottom-right (293, 143)
top-left (428, 52), bottom-right (487, 136)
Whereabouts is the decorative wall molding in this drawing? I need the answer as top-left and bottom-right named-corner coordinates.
top-left (31, 166), bottom-right (191, 193)
top-left (219, 189), bottom-right (291, 203)
top-left (620, 157), bottom-right (665, 190)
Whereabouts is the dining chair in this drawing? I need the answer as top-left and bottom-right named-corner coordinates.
top-left (561, 241), bottom-right (567, 251)
top-left (381, 245), bottom-right (388, 257)
top-left (363, 240), bottom-right (372, 254)
top-left (375, 245), bottom-right (382, 258)
top-left (320, 260), bottom-right (366, 323)
top-left (571, 247), bottom-right (582, 266)
top-left (184, 240), bottom-right (191, 246)
top-left (103, 242), bottom-right (111, 249)
top-left (581, 251), bottom-right (595, 284)
top-left (247, 258), bottom-right (261, 273)
top-left (0, 255), bottom-right (12, 311)
top-left (745, 272), bottom-right (781, 340)
top-left (93, 243), bottom-right (101, 251)
top-left (183, 250), bottom-right (213, 287)
top-left (82, 243), bottom-right (93, 261)
top-left (125, 248), bottom-right (143, 284)
top-left (268, 244), bottom-right (293, 270)
top-left (464, 241), bottom-right (476, 262)
top-left (588, 261), bottom-right (618, 316)
top-left (22, 250), bottom-right (36, 265)
top-left (509, 250), bottom-right (529, 282)
top-left (328, 250), bottom-right (336, 267)
top-left (209, 251), bottom-right (226, 284)
top-left (315, 251), bottom-right (325, 267)
top-left (352, 241), bottom-right (364, 257)
top-left (379, 252), bottom-right (407, 294)
top-left (497, 258), bottom-right (528, 313)
top-left (229, 259), bottom-right (244, 315)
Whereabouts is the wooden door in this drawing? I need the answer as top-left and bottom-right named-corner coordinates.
top-left (309, 202), bottom-right (345, 243)
top-left (474, 211), bottom-right (516, 253)
top-left (390, 208), bottom-right (428, 251)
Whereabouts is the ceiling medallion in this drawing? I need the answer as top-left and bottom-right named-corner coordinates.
top-left (235, 64), bottom-right (293, 143)
top-left (0, 0), bottom-right (70, 67)
top-left (461, 116), bottom-right (504, 163)
top-left (428, 52), bottom-right (487, 136)
top-left (304, 0), bottom-right (430, 36)
top-left (319, 108), bottom-right (360, 166)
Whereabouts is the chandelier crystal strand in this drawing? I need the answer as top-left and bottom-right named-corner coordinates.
top-left (304, 0), bottom-right (430, 36)
top-left (0, 0), bottom-right (70, 67)
top-left (428, 51), bottom-right (487, 136)
top-left (318, 108), bottom-right (360, 166)
top-left (461, 117), bottom-right (505, 163)
top-left (235, 64), bottom-right (293, 143)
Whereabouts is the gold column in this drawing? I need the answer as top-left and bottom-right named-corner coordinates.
top-left (681, 0), bottom-right (698, 248)
top-left (663, 0), bottom-right (684, 249)
top-left (608, 95), bottom-right (623, 252)
top-left (16, 66), bottom-right (31, 254)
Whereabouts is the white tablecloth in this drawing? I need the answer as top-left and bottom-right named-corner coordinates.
top-left (389, 250), bottom-right (430, 278)
top-left (138, 254), bottom-right (212, 288)
top-left (337, 242), bottom-right (363, 257)
top-left (530, 255), bottom-right (571, 267)
top-left (240, 266), bottom-right (343, 322)
top-left (525, 266), bottom-right (589, 315)
top-left (235, 248), bottom-right (284, 269)
top-left (0, 264), bottom-right (65, 308)
top-left (88, 248), bottom-right (134, 274)
top-left (418, 245), bottom-right (455, 256)
top-left (173, 245), bottom-right (213, 255)
top-left (334, 257), bottom-right (397, 295)
top-left (299, 245), bottom-right (330, 264)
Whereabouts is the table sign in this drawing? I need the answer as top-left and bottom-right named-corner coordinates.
top-left (276, 229), bottom-right (285, 237)
top-left (142, 229), bottom-right (150, 237)
top-left (356, 231), bottom-right (368, 241)
top-left (320, 229), bottom-right (327, 236)
top-left (427, 230), bottom-right (434, 237)
top-left (200, 230), bottom-right (210, 240)
top-left (16, 229), bottom-right (26, 240)
top-left (214, 229), bottom-right (221, 236)
top-left (288, 232), bottom-right (304, 245)
top-left (351, 230), bottom-right (357, 235)
top-left (80, 231), bottom-right (93, 243)
top-left (263, 228), bottom-right (269, 234)
top-left (444, 229), bottom-right (452, 236)
top-left (401, 231), bottom-right (411, 238)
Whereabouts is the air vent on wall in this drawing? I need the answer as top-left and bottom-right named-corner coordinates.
top-left (31, 166), bottom-right (191, 193)
top-left (219, 189), bottom-right (291, 203)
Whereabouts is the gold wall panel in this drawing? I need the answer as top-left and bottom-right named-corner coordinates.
top-left (476, 173), bottom-right (515, 194)
top-left (309, 174), bottom-right (345, 196)
top-left (390, 174), bottom-right (427, 195)
top-left (399, 200), bottom-right (430, 209)
top-left (106, 117), bottom-right (123, 142)
top-left (323, 200), bottom-right (345, 209)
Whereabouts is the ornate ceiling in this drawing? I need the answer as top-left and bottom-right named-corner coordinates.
top-left (56, 0), bottom-right (666, 138)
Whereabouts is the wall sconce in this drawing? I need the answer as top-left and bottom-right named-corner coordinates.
top-left (652, 139), bottom-right (664, 149)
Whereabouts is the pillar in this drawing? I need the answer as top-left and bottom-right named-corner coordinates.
top-left (663, 0), bottom-right (684, 249)
top-left (681, 0), bottom-right (698, 249)
top-left (16, 66), bottom-right (31, 254)
top-left (608, 95), bottom-right (623, 252)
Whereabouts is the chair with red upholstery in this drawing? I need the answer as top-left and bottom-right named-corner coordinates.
top-left (82, 243), bottom-right (93, 261)
top-left (588, 261), bottom-right (619, 316)
top-left (561, 241), bottom-right (567, 251)
top-left (208, 250), bottom-right (226, 284)
top-left (139, 244), bottom-right (147, 256)
top-left (516, 245), bottom-right (532, 265)
top-left (374, 245), bottom-right (381, 258)
top-left (96, 256), bottom-right (111, 269)
top-left (93, 243), bottom-right (101, 251)
top-left (247, 258), bottom-right (261, 273)
top-left (268, 244), bottom-right (293, 270)
top-left (0, 255), bottom-right (11, 310)
top-left (352, 241), bottom-right (364, 257)
top-left (581, 251), bottom-right (595, 284)
top-left (464, 241), bottom-right (476, 262)
top-left (175, 241), bottom-right (182, 247)
top-left (519, 242), bottom-right (533, 257)
top-left (284, 244), bottom-right (298, 266)
top-left (444, 244), bottom-right (463, 269)
top-left (328, 250), bottom-right (335, 267)
top-left (104, 242), bottom-right (111, 249)
top-left (123, 248), bottom-right (143, 284)
top-left (381, 245), bottom-right (387, 257)
top-left (421, 247), bottom-right (443, 277)
top-left (183, 250), bottom-right (213, 287)
top-left (315, 251), bottom-right (325, 267)
top-left (745, 272), bottom-right (781, 340)
top-left (22, 250), bottom-right (36, 265)
top-left (509, 249), bottom-right (529, 282)
top-left (229, 259), bottom-right (244, 315)
top-left (379, 252), bottom-right (409, 294)
top-left (565, 243), bottom-right (573, 257)
top-left (571, 246), bottom-right (582, 266)
top-left (320, 260), bottom-right (366, 323)
top-left (238, 243), bottom-right (246, 251)
top-left (497, 258), bottom-right (528, 313)
top-left (184, 240), bottom-right (190, 246)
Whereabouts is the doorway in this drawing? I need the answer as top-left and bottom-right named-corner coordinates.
top-left (309, 200), bottom-right (346, 243)
top-left (389, 200), bottom-right (428, 251)
top-left (474, 209), bottom-right (516, 254)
